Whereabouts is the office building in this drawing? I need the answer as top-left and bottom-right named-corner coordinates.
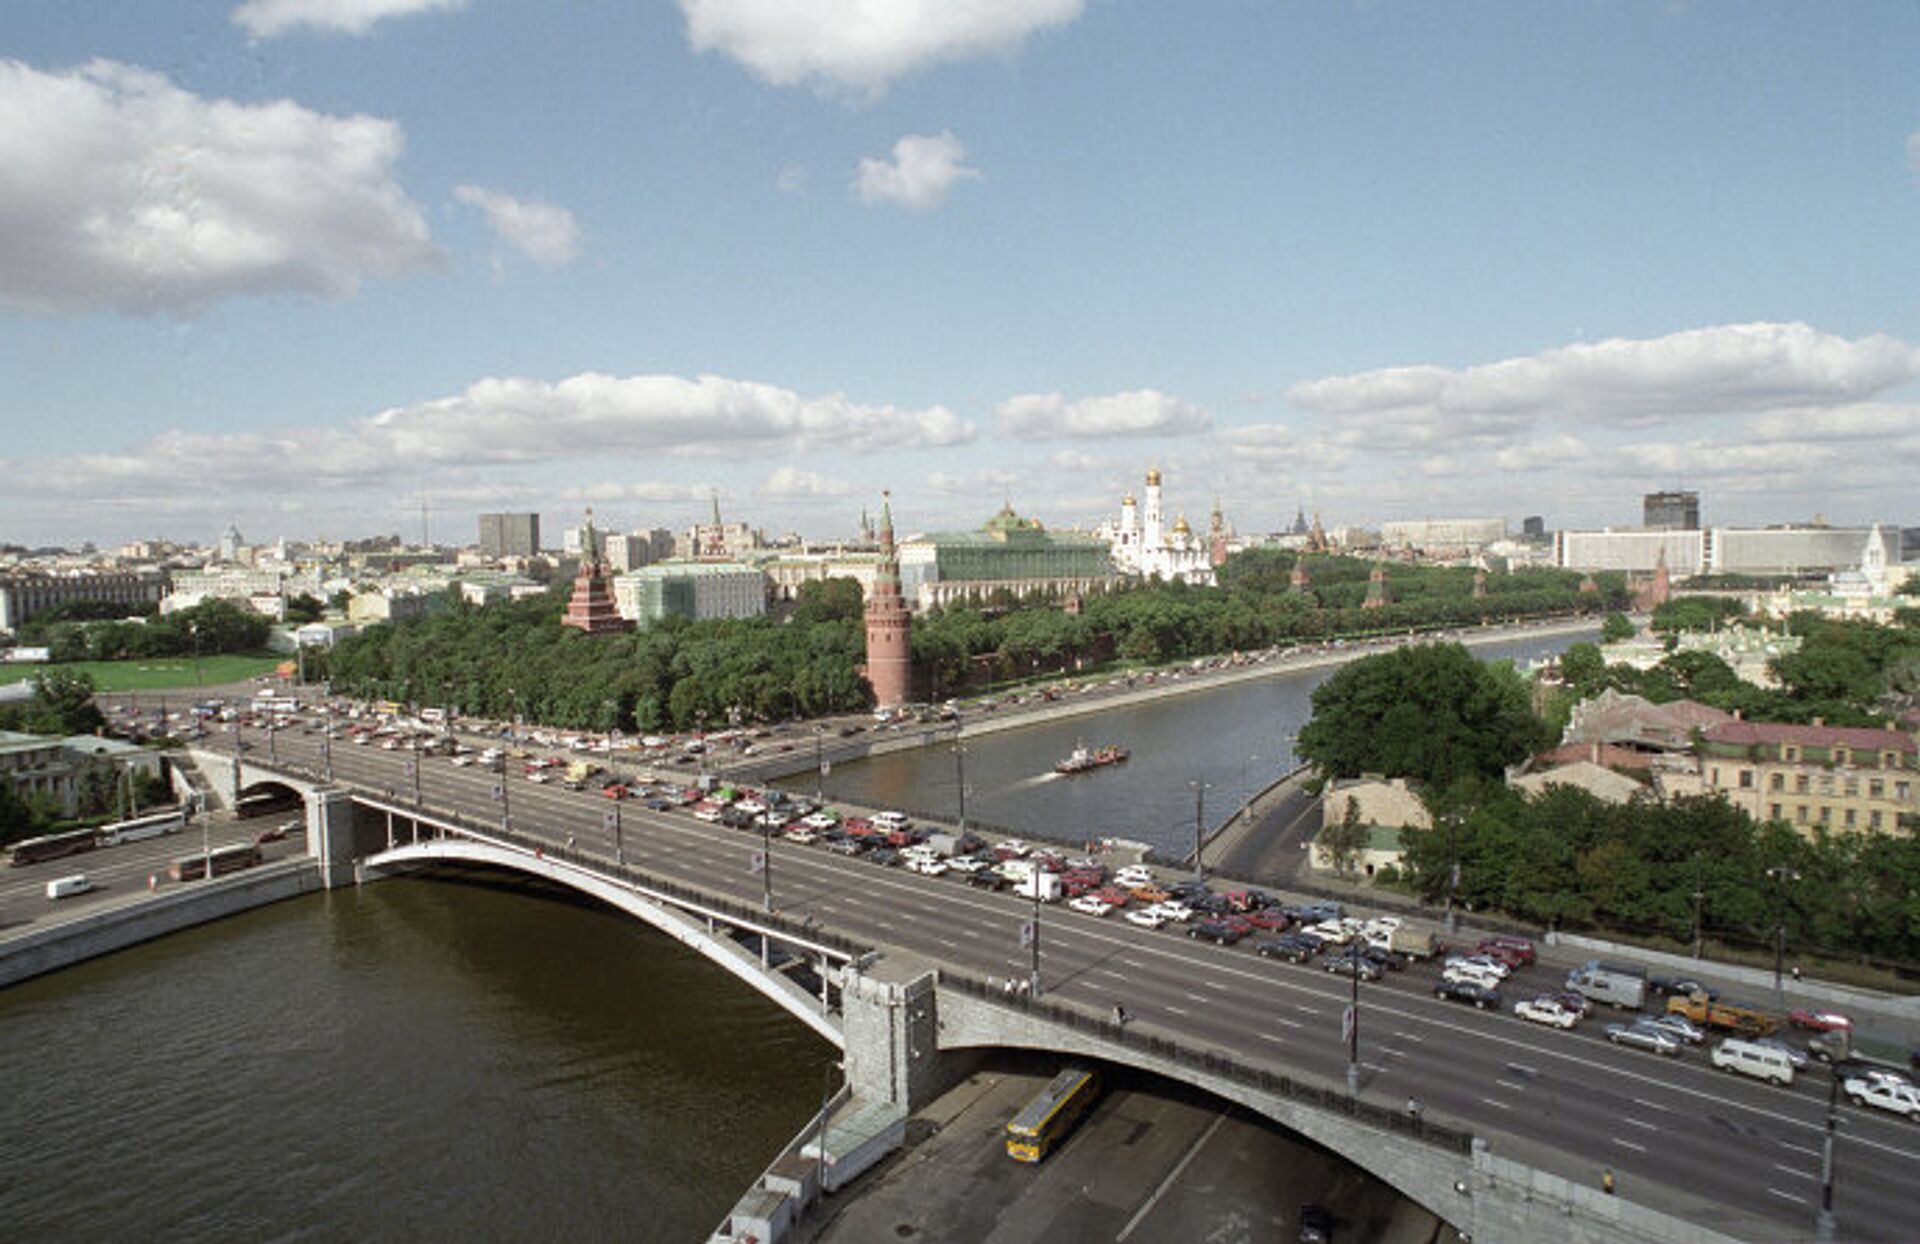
top-left (478, 512), bottom-right (541, 558)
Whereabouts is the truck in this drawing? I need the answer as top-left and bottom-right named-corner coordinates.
top-left (1364, 924), bottom-right (1441, 961)
top-left (1806, 1027), bottom-right (1918, 1072)
top-left (1664, 990), bottom-right (1777, 1038)
top-left (1013, 872), bottom-right (1063, 903)
top-left (1564, 960), bottom-right (1648, 1011)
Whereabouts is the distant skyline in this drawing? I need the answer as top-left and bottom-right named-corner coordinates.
top-left (5, 2), bottom-right (1920, 548)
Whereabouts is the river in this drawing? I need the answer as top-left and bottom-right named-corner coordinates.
top-left (796, 627), bottom-right (1596, 856)
top-left (0, 875), bottom-right (834, 1242)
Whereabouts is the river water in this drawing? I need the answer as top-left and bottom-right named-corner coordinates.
top-left (1, 627), bottom-right (1590, 1241)
top-left (801, 627), bottom-right (1595, 856)
top-left (0, 876), bottom-right (834, 1243)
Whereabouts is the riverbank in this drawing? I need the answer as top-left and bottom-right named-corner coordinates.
top-left (0, 858), bottom-right (319, 988)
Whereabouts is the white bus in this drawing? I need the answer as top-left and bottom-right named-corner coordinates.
top-left (97, 807), bottom-right (188, 846)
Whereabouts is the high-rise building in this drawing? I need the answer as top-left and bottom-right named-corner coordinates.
top-left (478, 512), bottom-right (540, 558)
top-left (1643, 491), bottom-right (1700, 531)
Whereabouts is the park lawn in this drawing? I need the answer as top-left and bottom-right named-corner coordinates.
top-left (0, 653), bottom-right (286, 692)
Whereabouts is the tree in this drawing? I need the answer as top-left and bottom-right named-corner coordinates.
top-left (1600, 612), bottom-right (1635, 644)
top-left (1295, 643), bottom-right (1551, 790)
top-left (1320, 800), bottom-right (1371, 877)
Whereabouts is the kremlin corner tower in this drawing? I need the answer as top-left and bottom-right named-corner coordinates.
top-left (862, 492), bottom-right (912, 710)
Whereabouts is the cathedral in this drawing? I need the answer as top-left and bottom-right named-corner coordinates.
top-left (1098, 468), bottom-right (1216, 586)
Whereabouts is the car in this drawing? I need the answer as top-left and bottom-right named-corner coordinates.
top-left (1477, 935), bottom-right (1536, 965)
top-left (1068, 895), bottom-right (1114, 917)
top-left (1150, 900), bottom-right (1195, 922)
top-left (1434, 979), bottom-right (1501, 1010)
top-left (1188, 918), bottom-right (1249, 945)
top-left (1606, 1021), bottom-right (1683, 1057)
top-left (946, 854), bottom-right (990, 874)
top-left (1643, 1014), bottom-right (1709, 1046)
top-left (1123, 907), bottom-right (1168, 929)
top-left (1788, 1008), bottom-right (1854, 1033)
top-left (1324, 953), bottom-right (1382, 982)
top-left (866, 848), bottom-right (901, 867)
top-left (1649, 975), bottom-right (1719, 1000)
top-left (1844, 1074), bottom-right (1920, 1120)
top-left (1255, 935), bottom-right (1319, 963)
top-left (905, 856), bottom-right (947, 876)
top-left (966, 870), bottom-right (1009, 891)
top-left (1514, 996), bottom-right (1581, 1029)
top-left (1443, 953), bottom-right (1512, 979)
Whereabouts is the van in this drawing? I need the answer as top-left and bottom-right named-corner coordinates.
top-left (1565, 960), bottom-right (1647, 1011)
top-left (46, 874), bottom-right (93, 900)
top-left (1710, 1038), bottom-right (1796, 1087)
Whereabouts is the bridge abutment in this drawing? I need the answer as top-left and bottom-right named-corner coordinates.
top-left (308, 786), bottom-right (358, 889)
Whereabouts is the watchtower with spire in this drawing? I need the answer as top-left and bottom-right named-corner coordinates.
top-left (562, 508), bottom-right (633, 634)
top-left (862, 491), bottom-right (913, 709)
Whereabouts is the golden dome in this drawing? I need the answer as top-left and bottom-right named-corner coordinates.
top-left (1122, 493), bottom-right (1136, 507)
top-left (1173, 514), bottom-right (1191, 534)
top-left (1145, 468), bottom-right (1162, 486)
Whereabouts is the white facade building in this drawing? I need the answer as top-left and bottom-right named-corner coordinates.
top-left (1098, 468), bottom-right (1215, 585)
top-left (1380, 517), bottom-right (1507, 553)
top-left (614, 562), bottom-right (767, 627)
top-left (1555, 525), bottom-right (1881, 578)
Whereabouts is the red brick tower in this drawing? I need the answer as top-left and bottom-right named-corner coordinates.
top-left (863, 492), bottom-right (912, 709)
top-left (562, 509), bottom-right (633, 635)
top-left (1290, 558), bottom-right (1311, 593)
top-left (1472, 568), bottom-right (1488, 599)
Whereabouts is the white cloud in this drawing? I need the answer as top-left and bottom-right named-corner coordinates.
top-left (679, 0), bottom-right (1083, 96)
top-left (0, 59), bottom-right (439, 314)
top-left (854, 132), bottom-right (980, 211)
top-left (233, 0), bottom-right (466, 38)
top-left (366, 372), bottom-right (975, 461)
top-left (996, 389), bottom-right (1210, 441)
top-left (760, 466), bottom-right (849, 498)
top-left (453, 185), bottom-right (580, 266)
top-left (1285, 323), bottom-right (1919, 431)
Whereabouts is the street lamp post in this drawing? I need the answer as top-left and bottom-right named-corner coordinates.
top-left (1767, 865), bottom-right (1801, 996)
top-left (814, 725), bottom-right (826, 801)
top-left (1443, 813), bottom-right (1461, 936)
top-left (1690, 851), bottom-right (1706, 960)
top-left (760, 818), bottom-right (775, 913)
top-left (1345, 951), bottom-right (1361, 1098)
top-left (321, 731), bottom-right (333, 782)
top-left (1027, 876), bottom-right (1042, 997)
top-left (1817, 1062), bottom-right (1840, 1241)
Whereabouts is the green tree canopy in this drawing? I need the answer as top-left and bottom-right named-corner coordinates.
top-left (1295, 643), bottom-right (1550, 790)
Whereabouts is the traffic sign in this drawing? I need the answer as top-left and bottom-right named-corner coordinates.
top-left (603, 810), bottom-right (618, 831)
top-left (1341, 1004), bottom-right (1355, 1045)
top-left (1019, 920), bottom-right (1036, 949)
top-left (750, 851), bottom-right (766, 875)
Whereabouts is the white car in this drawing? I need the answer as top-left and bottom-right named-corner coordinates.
top-left (905, 856), bottom-right (948, 877)
top-left (1303, 920), bottom-right (1353, 946)
top-left (946, 855), bottom-right (989, 874)
top-left (995, 838), bottom-right (1034, 857)
top-left (1444, 953), bottom-right (1512, 979)
top-left (1844, 1074), bottom-right (1920, 1119)
top-left (1124, 907), bottom-right (1168, 929)
top-left (781, 826), bottom-right (819, 845)
top-left (872, 811), bottom-right (911, 833)
top-left (1113, 867), bottom-right (1156, 887)
top-left (801, 812), bottom-right (839, 831)
top-left (1443, 963), bottom-right (1507, 990)
top-left (1514, 996), bottom-right (1581, 1029)
top-left (735, 797), bottom-right (767, 816)
top-left (1151, 900), bottom-right (1195, 922)
top-left (1068, 895), bottom-right (1114, 917)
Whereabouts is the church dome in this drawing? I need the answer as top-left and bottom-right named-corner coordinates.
top-left (1145, 468), bottom-right (1162, 487)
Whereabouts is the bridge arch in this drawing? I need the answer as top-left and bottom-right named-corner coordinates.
top-left (363, 838), bottom-right (846, 1048)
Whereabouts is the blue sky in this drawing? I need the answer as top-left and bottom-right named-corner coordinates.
top-left (4, 1), bottom-right (1919, 549)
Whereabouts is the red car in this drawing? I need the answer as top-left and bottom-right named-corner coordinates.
top-left (1093, 886), bottom-right (1133, 909)
top-left (1246, 909), bottom-right (1291, 932)
top-left (1788, 1008), bottom-right (1853, 1033)
top-left (600, 783), bottom-right (628, 800)
top-left (1476, 936), bottom-right (1536, 966)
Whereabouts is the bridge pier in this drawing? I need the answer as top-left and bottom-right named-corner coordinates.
top-left (308, 786), bottom-right (358, 889)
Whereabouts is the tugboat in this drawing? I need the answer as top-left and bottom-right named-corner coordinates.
top-left (1055, 743), bottom-right (1129, 775)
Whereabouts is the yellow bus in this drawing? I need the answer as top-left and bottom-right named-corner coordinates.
top-left (1005, 1067), bottom-right (1101, 1163)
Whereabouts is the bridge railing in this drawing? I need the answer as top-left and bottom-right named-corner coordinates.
top-left (940, 971), bottom-right (1474, 1156)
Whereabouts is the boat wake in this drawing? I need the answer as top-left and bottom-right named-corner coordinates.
top-left (1013, 772), bottom-right (1059, 788)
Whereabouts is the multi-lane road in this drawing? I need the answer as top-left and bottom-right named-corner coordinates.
top-left (62, 709), bottom-right (1920, 1242)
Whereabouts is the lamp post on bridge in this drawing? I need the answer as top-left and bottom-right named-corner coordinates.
top-left (1344, 948), bottom-right (1361, 1099)
top-left (605, 805), bottom-right (624, 867)
top-left (813, 725), bottom-right (827, 802)
top-left (1190, 779), bottom-right (1210, 883)
top-left (1766, 864), bottom-right (1801, 998)
top-left (953, 740), bottom-right (969, 837)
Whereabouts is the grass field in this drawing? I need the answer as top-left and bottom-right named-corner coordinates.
top-left (0, 654), bottom-right (286, 693)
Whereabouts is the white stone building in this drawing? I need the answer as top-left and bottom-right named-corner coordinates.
top-left (1097, 468), bottom-right (1215, 585)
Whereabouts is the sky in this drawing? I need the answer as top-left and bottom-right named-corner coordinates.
top-left (4, 1), bottom-right (1920, 550)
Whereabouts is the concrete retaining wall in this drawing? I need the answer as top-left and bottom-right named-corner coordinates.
top-left (0, 860), bottom-right (320, 988)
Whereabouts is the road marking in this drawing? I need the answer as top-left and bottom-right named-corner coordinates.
top-left (933, 937), bottom-right (958, 950)
top-left (1271, 1017), bottom-right (1302, 1030)
top-left (1393, 1030), bottom-right (1425, 1043)
top-left (1778, 1142), bottom-right (1819, 1158)
top-left (959, 927), bottom-right (981, 939)
top-left (1184, 992), bottom-right (1209, 1004)
top-left (1766, 1188), bottom-right (1805, 1205)
top-left (1612, 1138), bottom-right (1646, 1153)
top-left (1295, 1004), bottom-right (1320, 1016)
top-left (1478, 1098), bottom-right (1511, 1111)
top-left (1494, 1079), bottom-right (1525, 1092)
top-left (1259, 1032), bottom-right (1286, 1044)
top-left (1164, 1005), bottom-right (1189, 1016)
top-left (1773, 1163), bottom-right (1814, 1181)
top-left (1623, 1117), bottom-right (1659, 1132)
top-left (1094, 968), bottom-right (1129, 981)
top-left (1116, 1111), bottom-right (1228, 1242)
top-left (1632, 1098), bottom-right (1671, 1113)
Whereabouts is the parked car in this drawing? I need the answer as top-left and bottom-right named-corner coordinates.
top-left (1324, 952), bottom-right (1383, 982)
top-left (1123, 907), bottom-right (1168, 929)
top-left (1606, 1021), bottom-right (1683, 1057)
top-left (1255, 935), bottom-right (1319, 963)
top-left (1068, 895), bottom-right (1114, 917)
top-left (1644, 1014), bottom-right (1709, 1046)
top-left (1434, 979), bottom-right (1502, 1010)
top-left (1844, 1073), bottom-right (1920, 1120)
top-left (1514, 996), bottom-right (1581, 1029)
top-left (1477, 935), bottom-right (1536, 965)
top-left (1188, 918), bottom-right (1250, 946)
top-left (1788, 1008), bottom-right (1854, 1033)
